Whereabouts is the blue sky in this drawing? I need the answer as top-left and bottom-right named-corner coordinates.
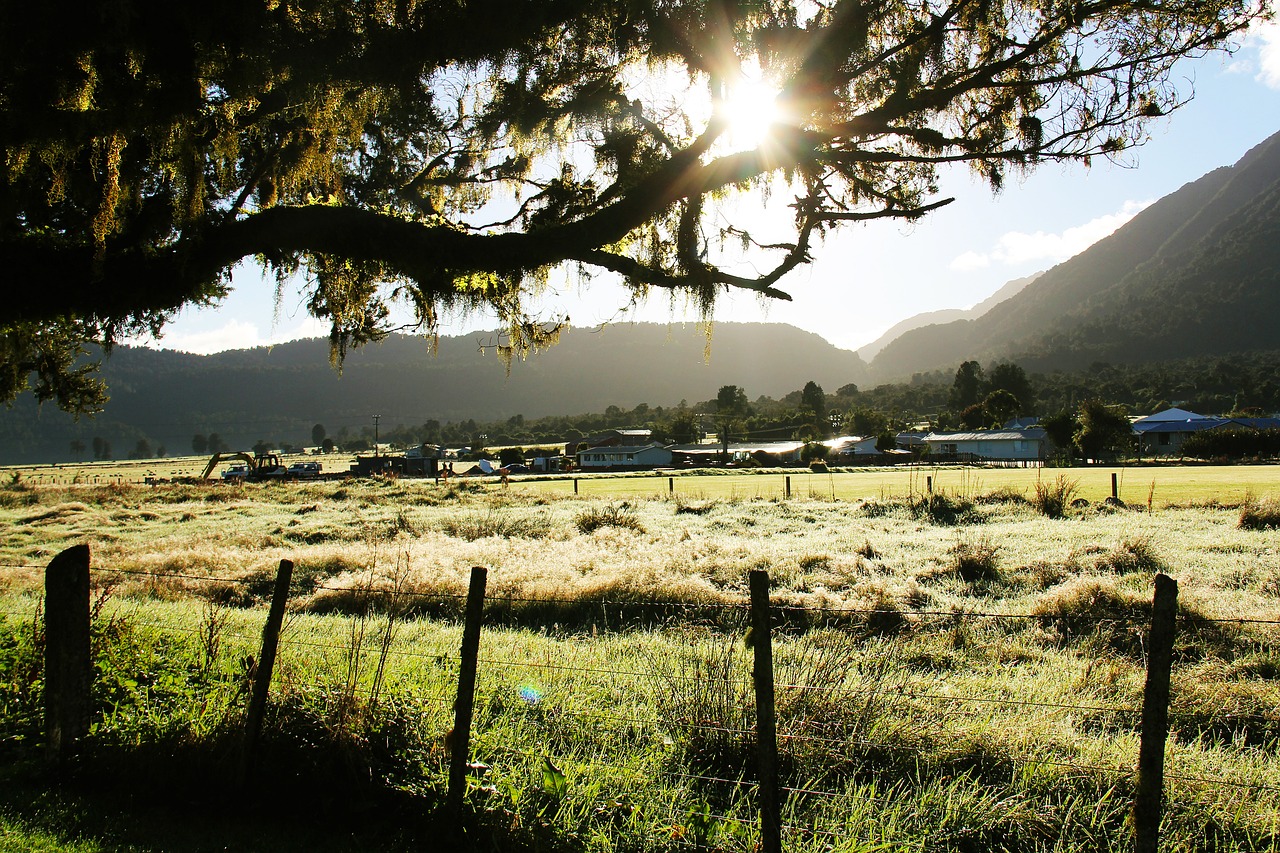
top-left (145, 22), bottom-right (1280, 357)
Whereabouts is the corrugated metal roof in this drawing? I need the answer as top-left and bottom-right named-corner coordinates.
top-left (576, 443), bottom-right (667, 455)
top-left (924, 429), bottom-right (1046, 442)
top-left (1133, 407), bottom-right (1213, 424)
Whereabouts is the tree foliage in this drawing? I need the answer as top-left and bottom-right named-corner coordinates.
top-left (1182, 427), bottom-right (1280, 461)
top-left (2, 0), bottom-right (1265, 411)
top-left (949, 361), bottom-right (985, 411)
top-left (982, 388), bottom-right (1021, 426)
top-left (1074, 399), bottom-right (1130, 460)
top-left (987, 363), bottom-right (1033, 411)
top-left (716, 383), bottom-right (750, 455)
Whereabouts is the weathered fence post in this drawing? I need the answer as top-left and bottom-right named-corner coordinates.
top-left (669, 476), bottom-right (674, 494)
top-left (1133, 573), bottom-right (1178, 853)
top-left (449, 566), bottom-right (489, 814)
top-left (45, 544), bottom-right (92, 764)
top-left (573, 478), bottom-right (579, 495)
top-left (1112, 473), bottom-right (1119, 501)
top-left (241, 558), bottom-right (293, 781)
top-left (926, 475), bottom-right (933, 494)
top-left (749, 570), bottom-right (783, 853)
top-left (785, 476), bottom-right (791, 499)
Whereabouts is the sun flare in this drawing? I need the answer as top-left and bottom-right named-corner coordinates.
top-left (718, 76), bottom-right (784, 152)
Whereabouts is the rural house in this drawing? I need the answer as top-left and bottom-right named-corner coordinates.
top-left (1132, 407), bottom-right (1280, 456)
top-left (922, 428), bottom-right (1048, 464)
top-left (565, 428), bottom-right (653, 456)
top-left (576, 443), bottom-right (673, 470)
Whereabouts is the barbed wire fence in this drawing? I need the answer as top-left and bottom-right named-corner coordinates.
top-left (3, 546), bottom-right (1278, 850)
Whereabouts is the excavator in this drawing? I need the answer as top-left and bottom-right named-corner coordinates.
top-left (199, 451), bottom-right (288, 481)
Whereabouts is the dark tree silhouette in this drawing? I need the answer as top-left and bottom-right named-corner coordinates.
top-left (2, 0), bottom-right (1265, 411)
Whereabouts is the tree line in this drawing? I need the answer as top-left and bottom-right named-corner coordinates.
top-left (24, 349), bottom-right (1280, 464)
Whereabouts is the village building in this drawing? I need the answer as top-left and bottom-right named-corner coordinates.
top-left (576, 443), bottom-right (673, 470)
top-left (922, 427), bottom-right (1048, 464)
top-left (1132, 407), bottom-right (1280, 456)
top-left (565, 429), bottom-right (653, 456)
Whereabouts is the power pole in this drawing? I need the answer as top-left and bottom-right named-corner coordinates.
top-left (373, 414), bottom-right (381, 455)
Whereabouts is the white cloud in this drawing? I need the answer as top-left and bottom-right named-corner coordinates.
top-left (1256, 19), bottom-right (1280, 88)
top-left (949, 200), bottom-right (1153, 271)
top-left (146, 319), bottom-right (265, 354)
top-left (129, 315), bottom-right (330, 355)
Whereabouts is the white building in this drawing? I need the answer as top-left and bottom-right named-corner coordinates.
top-left (576, 443), bottom-right (673, 469)
top-left (923, 428), bottom-right (1048, 463)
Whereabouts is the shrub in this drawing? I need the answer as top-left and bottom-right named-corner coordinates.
top-left (1032, 475), bottom-right (1079, 518)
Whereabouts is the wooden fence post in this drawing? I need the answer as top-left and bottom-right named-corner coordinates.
top-left (449, 566), bottom-right (488, 814)
top-left (573, 478), bottom-right (579, 495)
top-left (669, 476), bottom-right (674, 493)
top-left (926, 475), bottom-right (933, 494)
top-left (45, 544), bottom-right (91, 764)
top-left (1133, 573), bottom-right (1178, 853)
top-left (1112, 473), bottom-right (1119, 500)
top-left (749, 570), bottom-right (782, 853)
top-left (241, 558), bottom-right (293, 781)
top-left (785, 476), bottom-right (791, 499)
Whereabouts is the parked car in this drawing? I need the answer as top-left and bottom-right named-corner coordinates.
top-left (287, 461), bottom-right (323, 479)
top-left (221, 465), bottom-right (250, 480)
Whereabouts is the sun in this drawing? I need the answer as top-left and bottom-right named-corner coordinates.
top-left (718, 75), bottom-right (784, 153)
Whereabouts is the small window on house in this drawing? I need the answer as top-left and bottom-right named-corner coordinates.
top-left (1158, 433), bottom-right (1171, 446)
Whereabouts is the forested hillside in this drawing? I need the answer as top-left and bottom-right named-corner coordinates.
top-left (0, 323), bottom-right (867, 463)
top-left (868, 129), bottom-right (1280, 379)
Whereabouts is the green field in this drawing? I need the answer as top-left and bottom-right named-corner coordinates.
top-left (0, 472), bottom-right (1277, 851)
top-left (530, 464), bottom-right (1277, 506)
top-left (6, 456), bottom-right (1275, 507)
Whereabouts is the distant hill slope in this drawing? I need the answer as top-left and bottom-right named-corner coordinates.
top-left (0, 322), bottom-right (867, 463)
top-left (868, 128), bottom-right (1280, 380)
top-left (855, 273), bottom-right (1041, 361)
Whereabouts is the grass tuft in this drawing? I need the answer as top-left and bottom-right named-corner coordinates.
top-left (1031, 475), bottom-right (1079, 519)
top-left (1093, 536), bottom-right (1163, 573)
top-left (1239, 495), bottom-right (1280, 530)
top-left (908, 492), bottom-right (976, 525)
top-left (948, 537), bottom-right (1001, 583)
top-left (673, 495), bottom-right (718, 515)
top-left (1031, 578), bottom-right (1149, 657)
top-left (975, 485), bottom-right (1029, 506)
top-left (575, 503), bottom-right (644, 534)
top-left (439, 509), bottom-right (552, 540)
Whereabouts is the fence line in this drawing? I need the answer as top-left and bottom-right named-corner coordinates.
top-left (7, 546), bottom-right (1280, 852)
top-left (18, 601), bottom-right (1273, 730)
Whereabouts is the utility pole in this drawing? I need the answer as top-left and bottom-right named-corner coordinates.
top-left (373, 414), bottom-right (381, 455)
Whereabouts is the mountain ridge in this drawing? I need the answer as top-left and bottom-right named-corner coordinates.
top-left (0, 322), bottom-right (869, 462)
top-left (866, 128), bottom-right (1280, 380)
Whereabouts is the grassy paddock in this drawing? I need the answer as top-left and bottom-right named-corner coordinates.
top-left (5, 457), bottom-right (1276, 507)
top-left (541, 464), bottom-right (1278, 506)
top-left (0, 473), bottom-right (1277, 851)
